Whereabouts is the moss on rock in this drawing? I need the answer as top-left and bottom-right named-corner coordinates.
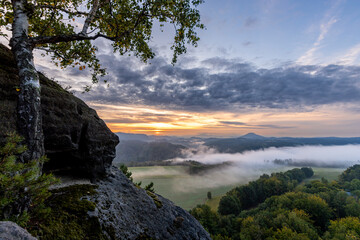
top-left (146, 191), bottom-right (163, 209)
top-left (28, 184), bottom-right (108, 240)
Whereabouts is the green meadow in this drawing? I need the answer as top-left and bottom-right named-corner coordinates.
top-left (303, 167), bottom-right (345, 182)
top-left (129, 166), bottom-right (239, 210)
top-left (129, 166), bottom-right (345, 210)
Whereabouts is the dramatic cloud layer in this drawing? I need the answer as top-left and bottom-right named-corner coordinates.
top-left (25, 0), bottom-right (360, 137)
top-left (80, 55), bottom-right (360, 112)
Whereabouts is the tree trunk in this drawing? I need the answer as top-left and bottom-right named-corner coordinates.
top-left (10, 0), bottom-right (44, 164)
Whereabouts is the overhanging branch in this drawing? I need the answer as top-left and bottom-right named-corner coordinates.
top-left (30, 33), bottom-right (116, 46)
top-left (35, 4), bottom-right (89, 16)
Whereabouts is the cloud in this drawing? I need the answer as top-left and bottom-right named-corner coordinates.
top-left (254, 124), bottom-right (295, 129)
top-left (244, 17), bottom-right (258, 28)
top-left (220, 121), bottom-right (246, 126)
top-left (337, 43), bottom-right (360, 65)
top-left (243, 41), bottom-right (252, 46)
top-left (297, 17), bottom-right (338, 65)
top-left (137, 145), bottom-right (360, 193)
top-left (103, 118), bottom-right (148, 123)
top-left (297, 0), bottom-right (343, 65)
top-left (179, 144), bottom-right (360, 169)
top-left (77, 54), bottom-right (360, 113)
top-left (219, 121), bottom-right (295, 129)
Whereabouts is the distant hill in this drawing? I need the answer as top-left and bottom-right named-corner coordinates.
top-left (113, 132), bottom-right (360, 164)
top-left (240, 132), bottom-right (267, 140)
top-left (115, 132), bottom-right (197, 147)
top-left (114, 140), bottom-right (186, 163)
top-left (204, 135), bottom-right (360, 153)
top-left (116, 132), bottom-right (150, 142)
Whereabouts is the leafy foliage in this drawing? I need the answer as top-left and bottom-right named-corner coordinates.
top-left (0, 0), bottom-right (204, 90)
top-left (0, 132), bottom-right (58, 227)
top-left (191, 165), bottom-right (360, 239)
top-left (326, 217), bottom-right (360, 240)
top-left (339, 164), bottom-right (360, 183)
top-left (218, 167), bottom-right (313, 215)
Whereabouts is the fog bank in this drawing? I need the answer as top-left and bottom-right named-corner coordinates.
top-left (132, 145), bottom-right (360, 193)
top-left (179, 144), bottom-right (360, 168)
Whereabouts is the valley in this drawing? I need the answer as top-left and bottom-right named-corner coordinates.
top-left (130, 165), bottom-right (345, 210)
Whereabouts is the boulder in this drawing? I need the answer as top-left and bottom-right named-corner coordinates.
top-left (0, 44), bottom-right (119, 179)
top-left (0, 221), bottom-right (37, 240)
top-left (88, 167), bottom-right (211, 239)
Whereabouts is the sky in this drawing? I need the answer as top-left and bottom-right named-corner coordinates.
top-left (4, 0), bottom-right (360, 137)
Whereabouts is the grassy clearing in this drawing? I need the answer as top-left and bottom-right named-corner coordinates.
top-left (129, 166), bottom-right (237, 210)
top-left (205, 195), bottom-right (222, 212)
top-left (129, 166), bottom-right (345, 210)
top-left (303, 167), bottom-right (345, 183)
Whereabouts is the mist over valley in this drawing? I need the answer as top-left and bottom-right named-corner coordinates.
top-left (115, 132), bottom-right (360, 168)
top-left (115, 132), bottom-right (360, 209)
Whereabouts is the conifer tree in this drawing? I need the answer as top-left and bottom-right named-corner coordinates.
top-left (0, 133), bottom-right (57, 226)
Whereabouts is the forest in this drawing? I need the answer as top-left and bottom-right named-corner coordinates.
top-left (190, 165), bottom-right (360, 240)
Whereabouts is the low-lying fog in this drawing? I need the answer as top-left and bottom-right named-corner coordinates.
top-left (179, 144), bottom-right (360, 167)
top-left (131, 145), bottom-right (360, 193)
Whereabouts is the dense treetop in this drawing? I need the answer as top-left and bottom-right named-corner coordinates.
top-left (1, 0), bottom-right (204, 88)
top-left (191, 165), bottom-right (360, 239)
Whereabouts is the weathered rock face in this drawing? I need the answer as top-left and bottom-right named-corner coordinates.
top-left (89, 167), bottom-right (211, 240)
top-left (0, 44), bottom-right (119, 179)
top-left (0, 221), bottom-right (37, 240)
top-left (0, 44), bottom-right (211, 239)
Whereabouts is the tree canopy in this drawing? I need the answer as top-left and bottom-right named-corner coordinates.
top-left (0, 0), bottom-right (204, 163)
top-left (1, 0), bottom-right (204, 88)
top-left (191, 165), bottom-right (360, 239)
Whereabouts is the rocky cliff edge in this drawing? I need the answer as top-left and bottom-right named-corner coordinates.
top-left (0, 44), bottom-right (211, 240)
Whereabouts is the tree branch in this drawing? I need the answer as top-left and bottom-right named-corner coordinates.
top-left (80, 0), bottom-right (100, 36)
top-left (35, 4), bottom-right (89, 16)
top-left (30, 33), bottom-right (116, 46)
top-left (36, 47), bottom-right (69, 61)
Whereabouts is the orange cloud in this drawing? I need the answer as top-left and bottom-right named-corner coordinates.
top-left (88, 103), bottom-right (360, 137)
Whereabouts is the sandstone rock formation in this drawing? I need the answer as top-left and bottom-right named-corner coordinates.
top-left (0, 44), bottom-right (210, 239)
top-left (89, 167), bottom-right (211, 239)
top-left (0, 44), bottom-right (119, 179)
top-left (0, 221), bottom-right (37, 240)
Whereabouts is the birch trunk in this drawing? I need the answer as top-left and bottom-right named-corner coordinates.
top-left (10, 0), bottom-right (44, 164)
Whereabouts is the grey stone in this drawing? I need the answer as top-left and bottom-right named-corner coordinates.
top-left (89, 167), bottom-right (211, 240)
top-left (0, 221), bottom-right (37, 240)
